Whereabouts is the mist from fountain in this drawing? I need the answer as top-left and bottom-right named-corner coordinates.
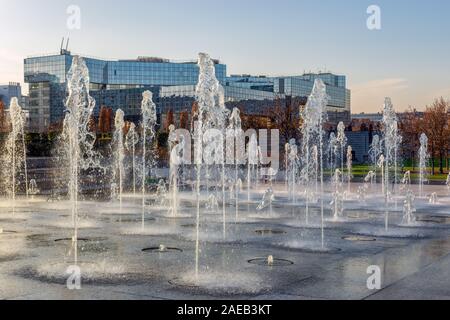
top-left (357, 185), bottom-right (366, 203)
top-left (206, 194), bottom-right (219, 212)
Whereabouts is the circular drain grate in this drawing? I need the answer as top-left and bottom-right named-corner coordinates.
top-left (54, 238), bottom-right (91, 242)
top-left (0, 230), bottom-right (17, 235)
top-left (416, 216), bottom-right (450, 224)
top-left (54, 237), bottom-right (107, 243)
top-left (248, 257), bottom-right (294, 267)
top-left (181, 224), bottom-right (196, 228)
top-left (255, 229), bottom-right (287, 236)
top-left (342, 235), bottom-right (376, 242)
top-left (168, 278), bottom-right (199, 289)
top-left (346, 212), bottom-right (370, 219)
top-left (142, 246), bottom-right (183, 253)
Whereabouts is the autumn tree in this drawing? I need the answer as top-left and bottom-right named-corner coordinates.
top-left (0, 101), bottom-right (6, 133)
top-left (164, 109), bottom-right (175, 131)
top-left (421, 98), bottom-right (450, 174)
top-left (179, 110), bottom-right (189, 130)
top-left (239, 107), bottom-right (269, 131)
top-left (98, 106), bottom-right (113, 134)
top-left (399, 107), bottom-right (423, 170)
top-left (191, 101), bottom-right (199, 130)
top-left (266, 96), bottom-right (303, 144)
top-left (123, 121), bottom-right (132, 136)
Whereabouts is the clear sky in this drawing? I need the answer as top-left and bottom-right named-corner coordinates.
top-left (1, 0), bottom-right (449, 113)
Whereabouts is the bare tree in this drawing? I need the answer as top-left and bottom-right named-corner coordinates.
top-left (399, 107), bottom-right (422, 171)
top-left (421, 97), bottom-right (450, 174)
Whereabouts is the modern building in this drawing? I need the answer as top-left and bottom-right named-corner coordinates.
top-left (0, 82), bottom-right (22, 107)
top-left (351, 112), bottom-right (383, 122)
top-left (346, 131), bottom-right (371, 164)
top-left (225, 73), bottom-right (351, 123)
top-left (24, 49), bottom-right (351, 132)
top-left (24, 51), bottom-right (226, 132)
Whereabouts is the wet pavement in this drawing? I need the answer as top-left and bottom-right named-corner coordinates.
top-left (0, 183), bottom-right (449, 300)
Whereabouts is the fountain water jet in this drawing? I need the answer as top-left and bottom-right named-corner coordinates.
top-left (247, 134), bottom-right (259, 203)
top-left (336, 122), bottom-right (347, 185)
top-left (429, 192), bottom-right (438, 204)
top-left (28, 179), bottom-right (40, 200)
top-left (287, 139), bottom-right (299, 204)
top-left (300, 79), bottom-right (329, 248)
top-left (400, 171), bottom-right (411, 192)
top-left (125, 123), bottom-right (139, 195)
top-left (378, 155), bottom-right (385, 196)
top-left (169, 125), bottom-right (186, 217)
top-left (346, 146), bottom-right (353, 195)
top-left (3, 98), bottom-right (29, 207)
top-left (61, 56), bottom-right (99, 265)
top-left (328, 132), bottom-right (338, 179)
top-left (113, 109), bottom-right (125, 208)
top-left (331, 169), bottom-right (343, 220)
top-left (369, 135), bottom-right (382, 187)
top-left (140, 91), bottom-right (157, 227)
top-left (256, 187), bottom-right (275, 216)
top-left (194, 52), bottom-right (229, 279)
top-left (381, 98), bottom-right (401, 222)
top-left (228, 108), bottom-right (243, 221)
top-left (402, 190), bottom-right (416, 225)
top-left (418, 133), bottom-right (429, 198)
top-left (446, 173), bottom-right (450, 194)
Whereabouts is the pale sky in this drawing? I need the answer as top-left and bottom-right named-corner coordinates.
top-left (1, 0), bottom-right (449, 113)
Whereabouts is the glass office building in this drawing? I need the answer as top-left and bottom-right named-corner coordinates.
top-left (24, 51), bottom-right (226, 132)
top-left (0, 82), bottom-right (22, 107)
top-left (24, 50), bottom-right (350, 132)
top-left (226, 74), bottom-right (351, 123)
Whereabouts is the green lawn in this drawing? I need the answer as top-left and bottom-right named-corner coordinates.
top-left (346, 164), bottom-right (449, 182)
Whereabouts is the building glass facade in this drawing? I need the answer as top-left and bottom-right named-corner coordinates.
top-left (24, 52), bottom-right (226, 132)
top-left (0, 82), bottom-right (22, 107)
top-left (24, 51), bottom-right (350, 132)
